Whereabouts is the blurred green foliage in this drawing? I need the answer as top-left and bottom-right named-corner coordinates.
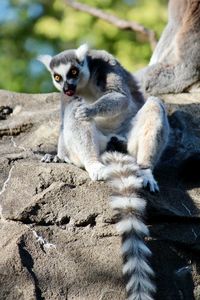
top-left (0, 0), bottom-right (168, 93)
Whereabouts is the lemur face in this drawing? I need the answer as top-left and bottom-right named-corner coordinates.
top-left (38, 44), bottom-right (90, 96)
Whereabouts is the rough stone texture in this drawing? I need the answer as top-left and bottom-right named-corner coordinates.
top-left (0, 89), bottom-right (200, 300)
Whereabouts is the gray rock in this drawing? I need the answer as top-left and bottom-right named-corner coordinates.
top-left (0, 90), bottom-right (200, 299)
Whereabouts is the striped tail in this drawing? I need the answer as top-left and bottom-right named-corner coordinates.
top-left (102, 152), bottom-right (155, 300)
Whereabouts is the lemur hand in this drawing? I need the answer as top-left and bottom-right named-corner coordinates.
top-left (75, 103), bottom-right (96, 121)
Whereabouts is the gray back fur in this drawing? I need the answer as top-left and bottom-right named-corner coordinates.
top-left (86, 50), bottom-right (145, 107)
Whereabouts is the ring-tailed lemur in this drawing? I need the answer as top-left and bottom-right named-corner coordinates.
top-left (38, 44), bottom-right (169, 192)
top-left (38, 44), bottom-right (169, 299)
top-left (135, 0), bottom-right (200, 95)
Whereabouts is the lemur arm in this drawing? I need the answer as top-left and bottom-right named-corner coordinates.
top-left (75, 91), bottom-right (129, 121)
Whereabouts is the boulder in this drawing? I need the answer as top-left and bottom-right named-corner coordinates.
top-left (0, 89), bottom-right (200, 300)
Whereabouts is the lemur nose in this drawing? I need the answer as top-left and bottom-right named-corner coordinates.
top-left (63, 83), bottom-right (76, 92)
top-left (68, 84), bottom-right (76, 91)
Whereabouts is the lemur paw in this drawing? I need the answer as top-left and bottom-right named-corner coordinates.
top-left (53, 155), bottom-right (64, 163)
top-left (41, 154), bottom-right (64, 163)
top-left (75, 103), bottom-right (95, 121)
top-left (138, 168), bottom-right (159, 193)
top-left (86, 162), bottom-right (106, 181)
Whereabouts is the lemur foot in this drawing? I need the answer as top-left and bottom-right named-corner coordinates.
top-left (86, 162), bottom-right (106, 181)
top-left (41, 153), bottom-right (65, 163)
top-left (138, 168), bottom-right (159, 193)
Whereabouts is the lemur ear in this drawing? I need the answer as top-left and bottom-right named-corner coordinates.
top-left (75, 44), bottom-right (89, 62)
top-left (37, 54), bottom-right (52, 71)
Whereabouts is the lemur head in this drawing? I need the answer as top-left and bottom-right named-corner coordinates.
top-left (37, 44), bottom-right (90, 96)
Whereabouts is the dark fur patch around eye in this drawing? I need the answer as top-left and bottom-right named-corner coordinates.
top-left (68, 67), bottom-right (79, 78)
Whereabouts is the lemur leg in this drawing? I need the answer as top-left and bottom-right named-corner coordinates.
top-left (68, 120), bottom-right (109, 181)
top-left (41, 131), bottom-right (70, 163)
top-left (127, 96), bottom-right (169, 192)
top-left (56, 131), bottom-right (70, 163)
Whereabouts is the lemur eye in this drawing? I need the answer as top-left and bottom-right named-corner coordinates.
top-left (54, 74), bottom-right (62, 82)
top-left (70, 68), bottom-right (79, 78)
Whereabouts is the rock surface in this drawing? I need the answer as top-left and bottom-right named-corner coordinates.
top-left (0, 89), bottom-right (200, 300)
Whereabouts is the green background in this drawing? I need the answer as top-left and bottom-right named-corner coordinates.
top-left (0, 0), bottom-right (168, 93)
